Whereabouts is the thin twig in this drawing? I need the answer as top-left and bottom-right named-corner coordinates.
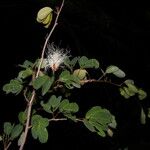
top-left (19, 1), bottom-right (65, 150)
top-left (4, 141), bottom-right (12, 150)
top-left (49, 118), bottom-right (83, 122)
top-left (80, 79), bottom-right (122, 87)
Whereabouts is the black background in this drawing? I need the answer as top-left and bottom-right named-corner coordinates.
top-left (0, 0), bottom-right (150, 149)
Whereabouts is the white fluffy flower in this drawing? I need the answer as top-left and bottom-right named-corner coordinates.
top-left (45, 43), bottom-right (69, 72)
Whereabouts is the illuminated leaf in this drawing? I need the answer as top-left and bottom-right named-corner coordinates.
top-left (37, 7), bottom-right (53, 28)
top-left (4, 122), bottom-right (14, 136)
top-left (18, 132), bottom-right (25, 146)
top-left (41, 95), bottom-right (61, 113)
top-left (83, 119), bottom-right (96, 132)
top-left (140, 108), bottom-right (146, 124)
top-left (3, 79), bottom-right (23, 95)
top-left (42, 76), bottom-right (54, 95)
top-left (73, 69), bottom-right (87, 80)
top-left (32, 75), bottom-right (48, 90)
top-left (106, 65), bottom-right (125, 78)
top-left (31, 115), bottom-right (49, 143)
top-left (18, 68), bottom-right (33, 79)
top-left (18, 111), bottom-right (27, 125)
top-left (138, 89), bottom-right (147, 100)
top-left (10, 124), bottom-right (23, 140)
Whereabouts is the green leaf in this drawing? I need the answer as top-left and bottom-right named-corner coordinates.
top-left (108, 116), bottom-right (117, 129)
top-left (88, 59), bottom-right (100, 69)
top-left (18, 111), bottom-right (26, 125)
top-left (105, 65), bottom-right (119, 74)
top-left (19, 60), bottom-right (33, 68)
top-left (79, 56), bottom-right (100, 69)
top-left (125, 83), bottom-right (138, 93)
top-left (35, 59), bottom-right (47, 69)
top-left (18, 68), bottom-right (33, 79)
top-left (97, 129), bottom-right (106, 137)
top-left (88, 119), bottom-right (107, 137)
top-left (3, 79), bottom-right (23, 95)
top-left (124, 79), bottom-right (134, 85)
top-left (106, 65), bottom-right (125, 78)
top-left (41, 95), bottom-right (61, 113)
top-left (59, 100), bottom-right (79, 113)
top-left (59, 70), bottom-right (70, 82)
top-left (119, 88), bottom-right (130, 99)
top-left (85, 106), bottom-right (102, 119)
top-left (138, 89), bottom-right (147, 100)
top-left (37, 7), bottom-right (53, 28)
top-left (83, 119), bottom-right (96, 132)
top-left (64, 57), bottom-right (79, 68)
top-left (32, 75), bottom-right (48, 90)
top-left (4, 122), bottom-right (14, 136)
top-left (123, 87), bottom-right (135, 96)
top-left (73, 69), bottom-right (87, 80)
top-left (18, 132), bottom-right (25, 146)
top-left (42, 76), bottom-right (54, 95)
top-left (112, 69), bottom-right (125, 78)
top-left (10, 124), bottom-right (23, 140)
top-left (140, 108), bottom-right (146, 125)
top-left (59, 70), bottom-right (81, 89)
top-left (64, 114), bottom-right (76, 122)
top-left (31, 115), bottom-right (49, 143)
top-left (86, 106), bottom-right (112, 125)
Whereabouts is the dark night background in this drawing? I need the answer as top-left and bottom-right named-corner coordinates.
top-left (0, 0), bottom-right (150, 150)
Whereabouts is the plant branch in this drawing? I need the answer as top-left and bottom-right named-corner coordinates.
top-left (49, 118), bottom-right (83, 122)
top-left (36, 0), bottom-right (65, 78)
top-left (4, 141), bottom-right (12, 150)
top-left (80, 79), bottom-right (122, 87)
top-left (19, 1), bottom-right (65, 149)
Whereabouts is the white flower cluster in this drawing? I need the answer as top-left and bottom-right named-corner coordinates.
top-left (45, 43), bottom-right (69, 72)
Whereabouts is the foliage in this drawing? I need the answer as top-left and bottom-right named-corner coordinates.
top-left (0, 0), bottom-right (148, 150)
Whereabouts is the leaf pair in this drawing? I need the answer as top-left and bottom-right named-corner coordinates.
top-left (120, 80), bottom-right (147, 100)
top-left (83, 106), bottom-right (116, 137)
top-left (32, 75), bottom-right (54, 95)
top-left (105, 65), bottom-right (126, 78)
top-left (59, 70), bottom-right (81, 89)
top-left (3, 79), bottom-right (23, 95)
top-left (31, 115), bottom-right (49, 143)
top-left (79, 56), bottom-right (99, 69)
top-left (4, 122), bottom-right (23, 140)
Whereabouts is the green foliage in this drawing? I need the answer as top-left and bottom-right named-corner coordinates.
top-left (19, 60), bottom-right (33, 69)
top-left (31, 115), bottom-right (49, 143)
top-left (59, 99), bottom-right (79, 113)
top-left (59, 70), bottom-right (81, 89)
top-left (84, 106), bottom-right (115, 137)
top-left (3, 79), bottom-right (23, 95)
top-left (18, 68), bottom-right (33, 79)
top-left (140, 108), bottom-right (146, 125)
top-left (0, 2), bottom-right (148, 149)
top-left (119, 81), bottom-right (147, 100)
top-left (73, 69), bottom-right (87, 80)
top-left (32, 75), bottom-right (54, 95)
top-left (18, 111), bottom-right (27, 125)
top-left (105, 65), bottom-right (125, 78)
top-left (36, 7), bottom-right (53, 28)
top-left (3, 122), bottom-right (23, 140)
top-left (64, 57), bottom-right (79, 69)
top-left (79, 56), bottom-right (99, 69)
top-left (10, 124), bottom-right (23, 140)
top-left (41, 95), bottom-right (61, 113)
top-left (4, 122), bottom-right (14, 136)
